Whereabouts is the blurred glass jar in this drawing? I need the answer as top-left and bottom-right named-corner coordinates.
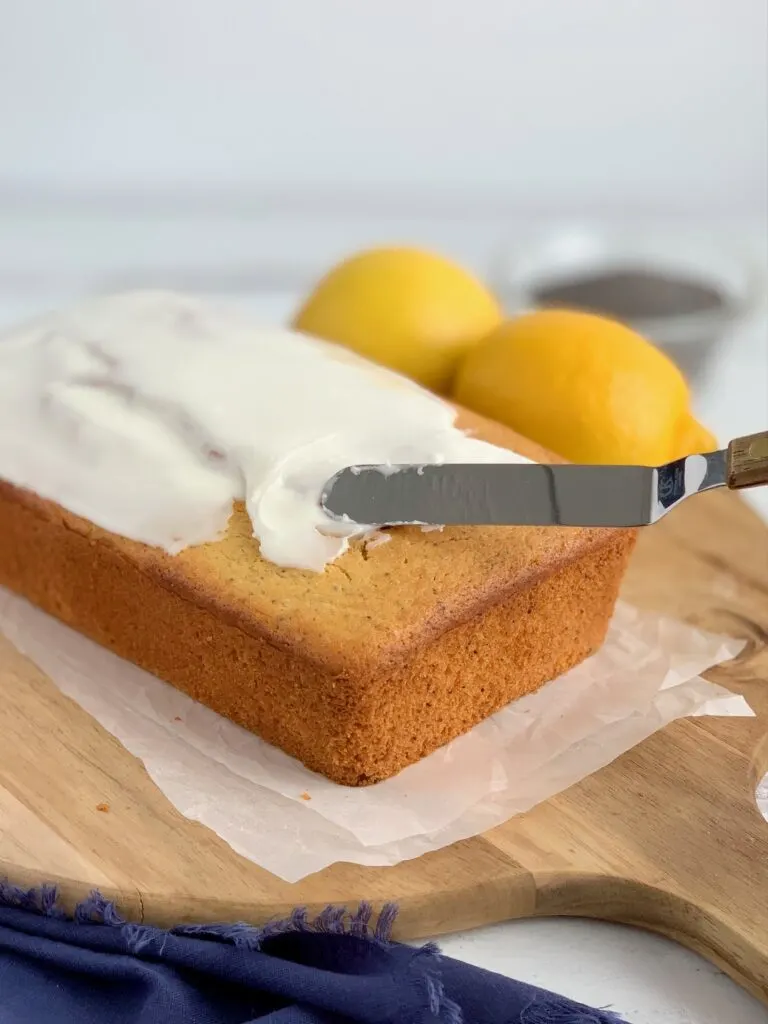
top-left (490, 224), bottom-right (766, 383)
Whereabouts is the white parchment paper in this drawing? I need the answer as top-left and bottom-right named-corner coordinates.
top-left (0, 588), bottom-right (751, 881)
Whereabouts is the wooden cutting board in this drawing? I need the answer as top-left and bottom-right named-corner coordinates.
top-left (1, 487), bottom-right (767, 1003)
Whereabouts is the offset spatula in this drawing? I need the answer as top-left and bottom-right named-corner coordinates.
top-left (321, 430), bottom-right (768, 528)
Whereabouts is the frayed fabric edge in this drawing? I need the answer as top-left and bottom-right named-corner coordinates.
top-left (0, 879), bottom-right (464, 1022)
top-left (0, 878), bottom-right (398, 949)
top-left (521, 993), bottom-right (628, 1023)
top-left (170, 898), bottom-right (399, 951)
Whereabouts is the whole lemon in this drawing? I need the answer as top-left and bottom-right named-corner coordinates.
top-left (453, 309), bottom-right (716, 465)
top-left (293, 247), bottom-right (502, 393)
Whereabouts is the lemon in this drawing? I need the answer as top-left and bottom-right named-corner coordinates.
top-left (675, 412), bottom-right (718, 458)
top-left (292, 247), bottom-right (502, 393)
top-left (453, 309), bottom-right (716, 465)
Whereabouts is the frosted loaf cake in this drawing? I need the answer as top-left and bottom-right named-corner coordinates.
top-left (0, 292), bottom-right (635, 784)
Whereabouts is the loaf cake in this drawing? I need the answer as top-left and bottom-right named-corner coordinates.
top-left (0, 291), bottom-right (636, 785)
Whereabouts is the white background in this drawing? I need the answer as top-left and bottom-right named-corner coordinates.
top-left (0, 0), bottom-right (765, 216)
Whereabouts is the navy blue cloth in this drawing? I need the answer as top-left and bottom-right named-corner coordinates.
top-left (0, 884), bottom-right (626, 1023)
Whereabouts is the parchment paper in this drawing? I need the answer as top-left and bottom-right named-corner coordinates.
top-left (0, 588), bottom-right (751, 882)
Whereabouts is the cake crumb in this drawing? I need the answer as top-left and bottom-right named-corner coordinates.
top-left (299, 791), bottom-right (311, 801)
top-left (96, 802), bottom-right (110, 813)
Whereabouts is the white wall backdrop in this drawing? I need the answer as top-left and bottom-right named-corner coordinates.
top-left (0, 0), bottom-right (765, 215)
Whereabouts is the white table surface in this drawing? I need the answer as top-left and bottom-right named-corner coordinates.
top-left (0, 229), bottom-right (766, 1023)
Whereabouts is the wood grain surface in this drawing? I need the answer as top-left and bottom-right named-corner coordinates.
top-left (1, 453), bottom-right (767, 1002)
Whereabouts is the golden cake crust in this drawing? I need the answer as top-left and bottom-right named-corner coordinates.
top-left (0, 411), bottom-right (636, 784)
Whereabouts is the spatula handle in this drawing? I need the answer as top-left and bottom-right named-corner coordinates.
top-left (727, 430), bottom-right (768, 490)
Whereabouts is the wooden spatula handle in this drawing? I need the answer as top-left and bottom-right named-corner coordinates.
top-left (727, 430), bottom-right (768, 489)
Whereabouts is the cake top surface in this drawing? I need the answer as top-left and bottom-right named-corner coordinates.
top-left (9, 407), bottom-right (615, 675)
top-left (0, 289), bottom-right (529, 571)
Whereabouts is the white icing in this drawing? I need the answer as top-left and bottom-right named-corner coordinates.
top-left (0, 291), bottom-right (529, 571)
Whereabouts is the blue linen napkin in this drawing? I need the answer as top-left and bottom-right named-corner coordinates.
top-left (0, 881), bottom-right (627, 1023)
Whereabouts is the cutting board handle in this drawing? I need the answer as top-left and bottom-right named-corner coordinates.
top-left (727, 431), bottom-right (768, 490)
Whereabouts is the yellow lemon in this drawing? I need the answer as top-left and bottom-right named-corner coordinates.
top-left (674, 412), bottom-right (718, 458)
top-left (453, 309), bottom-right (716, 465)
top-left (293, 247), bottom-right (502, 393)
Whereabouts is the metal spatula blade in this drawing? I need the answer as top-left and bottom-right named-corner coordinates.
top-left (321, 431), bottom-right (768, 528)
